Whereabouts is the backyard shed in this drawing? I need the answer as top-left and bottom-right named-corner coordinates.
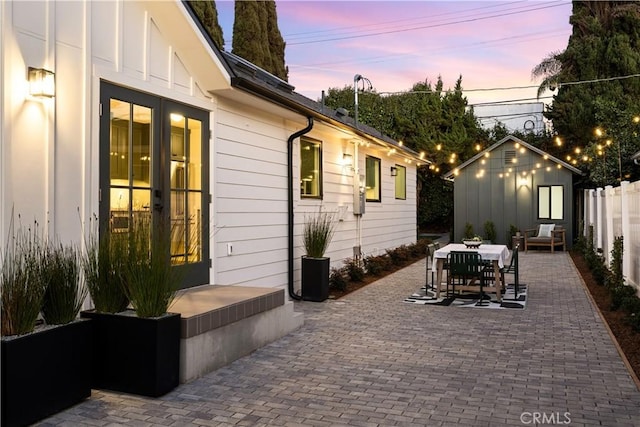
top-left (444, 135), bottom-right (582, 247)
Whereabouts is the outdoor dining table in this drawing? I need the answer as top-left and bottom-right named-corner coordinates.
top-left (433, 243), bottom-right (511, 302)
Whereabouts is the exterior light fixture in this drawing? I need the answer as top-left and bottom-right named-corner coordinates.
top-left (28, 67), bottom-right (55, 97)
top-left (390, 166), bottom-right (398, 176)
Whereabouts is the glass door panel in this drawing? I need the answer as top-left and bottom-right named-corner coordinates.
top-left (108, 99), bottom-right (152, 231)
top-left (169, 115), bottom-right (203, 265)
top-left (101, 82), bottom-right (209, 288)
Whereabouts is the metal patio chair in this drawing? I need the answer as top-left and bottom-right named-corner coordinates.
top-left (447, 251), bottom-right (490, 306)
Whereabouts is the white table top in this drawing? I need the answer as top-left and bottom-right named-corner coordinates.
top-left (433, 243), bottom-right (510, 270)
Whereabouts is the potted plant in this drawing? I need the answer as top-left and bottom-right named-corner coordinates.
top-left (81, 216), bottom-right (181, 397)
top-left (484, 220), bottom-right (497, 244)
top-left (1, 224), bottom-right (92, 427)
top-left (462, 235), bottom-right (483, 248)
top-left (301, 211), bottom-right (336, 302)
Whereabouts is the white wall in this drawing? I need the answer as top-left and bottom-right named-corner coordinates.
top-left (2, 0), bottom-right (417, 293)
top-left (2, 0), bottom-right (220, 246)
top-left (213, 98), bottom-right (417, 291)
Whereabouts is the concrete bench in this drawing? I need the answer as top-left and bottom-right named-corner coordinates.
top-left (170, 285), bottom-right (303, 383)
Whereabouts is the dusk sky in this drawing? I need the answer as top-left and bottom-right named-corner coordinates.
top-left (216, 1), bottom-right (574, 107)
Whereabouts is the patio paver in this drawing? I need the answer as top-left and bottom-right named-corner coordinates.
top-left (38, 251), bottom-right (640, 426)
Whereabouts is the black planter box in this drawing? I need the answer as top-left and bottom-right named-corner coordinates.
top-left (80, 310), bottom-right (180, 397)
top-left (1, 319), bottom-right (92, 427)
top-left (301, 256), bottom-right (330, 302)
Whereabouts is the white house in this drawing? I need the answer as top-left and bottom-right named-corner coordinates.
top-left (474, 102), bottom-right (547, 135)
top-left (1, 1), bottom-right (425, 303)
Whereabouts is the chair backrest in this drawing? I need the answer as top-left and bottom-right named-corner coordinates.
top-left (426, 244), bottom-right (436, 268)
top-left (447, 251), bottom-right (484, 277)
top-left (504, 242), bottom-right (519, 272)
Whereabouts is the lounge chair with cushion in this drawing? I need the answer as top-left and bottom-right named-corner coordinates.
top-left (524, 224), bottom-right (566, 252)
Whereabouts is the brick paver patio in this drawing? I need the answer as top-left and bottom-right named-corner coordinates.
top-left (39, 251), bottom-right (640, 426)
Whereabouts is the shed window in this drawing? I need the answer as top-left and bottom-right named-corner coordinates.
top-left (538, 185), bottom-right (563, 220)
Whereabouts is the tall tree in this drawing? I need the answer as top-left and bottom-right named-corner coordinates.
top-left (533, 1), bottom-right (640, 185)
top-left (265, 1), bottom-right (288, 80)
top-left (233, 0), bottom-right (288, 81)
top-left (322, 76), bottom-right (488, 229)
top-left (188, 1), bottom-right (224, 50)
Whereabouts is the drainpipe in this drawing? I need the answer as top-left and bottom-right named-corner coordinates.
top-left (287, 117), bottom-right (314, 300)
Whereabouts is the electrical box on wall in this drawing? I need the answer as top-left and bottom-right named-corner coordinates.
top-left (353, 175), bottom-right (365, 215)
top-left (353, 187), bottom-right (365, 215)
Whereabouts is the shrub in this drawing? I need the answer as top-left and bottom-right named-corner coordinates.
top-left (82, 217), bottom-right (130, 313)
top-left (386, 245), bottom-right (410, 265)
top-left (573, 220), bottom-right (587, 252)
top-left (463, 222), bottom-right (474, 239)
top-left (409, 240), bottom-right (428, 258)
top-left (124, 217), bottom-right (180, 318)
top-left (0, 220), bottom-right (48, 336)
top-left (364, 254), bottom-right (390, 276)
top-left (627, 310), bottom-right (640, 332)
top-left (41, 242), bottom-right (88, 325)
top-left (303, 211), bottom-right (336, 258)
top-left (483, 220), bottom-right (497, 243)
top-left (344, 258), bottom-right (365, 282)
top-left (610, 284), bottom-right (637, 311)
top-left (329, 267), bottom-right (348, 292)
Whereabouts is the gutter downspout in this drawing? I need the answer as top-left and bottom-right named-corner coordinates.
top-left (287, 117), bottom-right (314, 300)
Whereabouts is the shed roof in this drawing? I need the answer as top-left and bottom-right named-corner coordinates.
top-left (443, 135), bottom-right (583, 179)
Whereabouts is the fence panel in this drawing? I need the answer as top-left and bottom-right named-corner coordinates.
top-left (628, 181), bottom-right (640, 288)
top-left (583, 180), bottom-right (638, 289)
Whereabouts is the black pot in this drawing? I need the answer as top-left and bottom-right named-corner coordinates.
top-left (80, 309), bottom-right (180, 397)
top-left (1, 319), bottom-right (92, 427)
top-left (301, 256), bottom-right (330, 302)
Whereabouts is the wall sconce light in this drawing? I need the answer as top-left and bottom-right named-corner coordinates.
top-left (342, 153), bottom-right (353, 167)
top-left (390, 166), bottom-right (398, 177)
top-left (518, 176), bottom-right (529, 188)
top-left (28, 67), bottom-right (55, 98)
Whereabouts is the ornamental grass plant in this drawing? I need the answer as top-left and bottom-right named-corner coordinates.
top-left (81, 217), bottom-right (130, 313)
top-left (302, 211), bottom-right (336, 258)
top-left (41, 242), bottom-right (88, 325)
top-left (0, 220), bottom-right (48, 336)
top-left (123, 216), bottom-right (179, 318)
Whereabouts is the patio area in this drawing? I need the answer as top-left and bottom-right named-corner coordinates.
top-left (39, 251), bottom-right (640, 426)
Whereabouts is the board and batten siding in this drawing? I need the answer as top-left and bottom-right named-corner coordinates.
top-left (453, 141), bottom-right (575, 246)
top-left (2, 0), bottom-right (219, 252)
top-left (3, 0), bottom-right (417, 293)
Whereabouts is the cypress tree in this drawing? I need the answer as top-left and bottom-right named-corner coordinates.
top-left (233, 0), bottom-right (269, 72)
top-left (188, 1), bottom-right (224, 50)
top-left (233, 0), bottom-right (288, 81)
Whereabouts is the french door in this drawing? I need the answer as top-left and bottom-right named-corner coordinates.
top-left (99, 82), bottom-right (210, 288)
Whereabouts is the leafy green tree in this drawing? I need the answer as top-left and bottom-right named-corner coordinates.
top-left (188, 1), bottom-right (224, 50)
top-left (322, 76), bottom-right (488, 230)
top-left (232, 0), bottom-right (288, 81)
top-left (533, 1), bottom-right (640, 186)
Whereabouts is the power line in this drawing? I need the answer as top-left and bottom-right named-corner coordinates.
top-left (282, 0), bottom-right (530, 40)
top-left (287, 2), bottom-right (569, 46)
top-left (375, 73), bottom-right (640, 98)
top-left (292, 29), bottom-right (569, 69)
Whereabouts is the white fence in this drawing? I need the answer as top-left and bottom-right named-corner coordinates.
top-left (583, 180), bottom-right (640, 289)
